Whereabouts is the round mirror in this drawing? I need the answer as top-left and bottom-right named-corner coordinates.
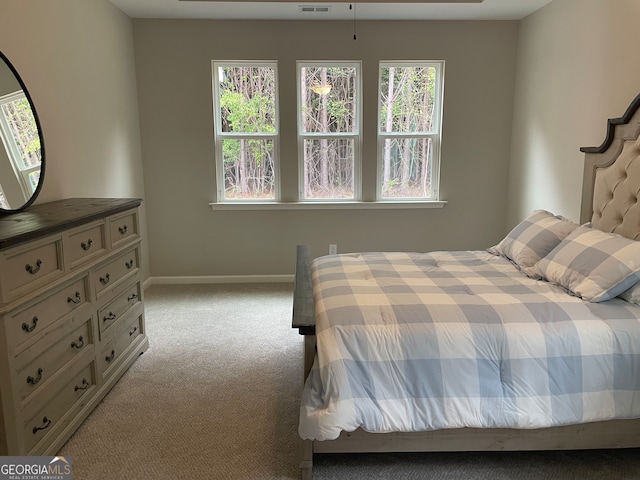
top-left (0, 51), bottom-right (45, 213)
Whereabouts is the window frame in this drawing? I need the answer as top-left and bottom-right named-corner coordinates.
top-left (296, 61), bottom-right (362, 202)
top-left (211, 60), bottom-right (280, 202)
top-left (376, 61), bottom-right (445, 202)
top-left (0, 90), bottom-right (40, 200)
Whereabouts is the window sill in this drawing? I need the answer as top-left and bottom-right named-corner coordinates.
top-left (209, 200), bottom-right (447, 211)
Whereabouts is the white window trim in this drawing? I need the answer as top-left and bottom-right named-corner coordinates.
top-left (296, 61), bottom-right (362, 202)
top-left (376, 61), bottom-right (445, 201)
top-left (211, 60), bottom-right (281, 202)
top-left (209, 200), bottom-right (446, 211)
top-left (0, 90), bottom-right (34, 198)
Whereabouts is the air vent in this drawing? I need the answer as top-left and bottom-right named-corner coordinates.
top-left (299, 5), bottom-right (331, 13)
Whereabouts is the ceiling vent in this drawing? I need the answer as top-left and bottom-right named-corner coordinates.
top-left (299, 5), bottom-right (331, 13)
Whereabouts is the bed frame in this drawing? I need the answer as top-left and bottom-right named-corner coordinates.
top-left (292, 92), bottom-right (640, 480)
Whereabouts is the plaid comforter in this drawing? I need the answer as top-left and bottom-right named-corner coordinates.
top-left (298, 251), bottom-right (640, 441)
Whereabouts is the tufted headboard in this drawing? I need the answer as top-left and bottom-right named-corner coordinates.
top-left (580, 93), bottom-right (640, 240)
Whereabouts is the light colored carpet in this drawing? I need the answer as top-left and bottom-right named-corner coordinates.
top-left (59, 283), bottom-right (640, 479)
top-left (60, 283), bottom-right (303, 480)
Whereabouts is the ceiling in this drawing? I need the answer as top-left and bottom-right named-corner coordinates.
top-left (107, 0), bottom-right (555, 21)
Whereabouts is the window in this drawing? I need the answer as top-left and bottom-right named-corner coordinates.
top-left (212, 61), bottom-right (279, 201)
top-left (0, 90), bottom-right (41, 205)
top-left (378, 62), bottom-right (444, 200)
top-left (297, 62), bottom-right (361, 200)
top-left (210, 60), bottom-right (446, 210)
top-left (0, 185), bottom-right (7, 210)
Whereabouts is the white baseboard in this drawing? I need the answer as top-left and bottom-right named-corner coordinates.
top-left (144, 274), bottom-right (293, 288)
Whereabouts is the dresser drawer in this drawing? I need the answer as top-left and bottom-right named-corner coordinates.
top-left (107, 209), bottom-right (139, 250)
top-left (100, 313), bottom-right (143, 381)
top-left (64, 221), bottom-right (107, 270)
top-left (98, 282), bottom-right (141, 339)
top-left (93, 247), bottom-right (139, 298)
top-left (24, 362), bottom-right (95, 454)
top-left (9, 277), bottom-right (89, 355)
top-left (0, 236), bottom-right (63, 303)
top-left (17, 318), bottom-right (93, 403)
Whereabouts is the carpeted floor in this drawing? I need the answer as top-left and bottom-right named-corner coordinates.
top-left (60, 283), bottom-right (302, 479)
top-left (59, 284), bottom-right (640, 479)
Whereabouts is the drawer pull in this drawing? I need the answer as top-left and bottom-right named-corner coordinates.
top-left (67, 291), bottom-right (82, 304)
top-left (32, 416), bottom-right (51, 434)
top-left (25, 259), bottom-right (42, 275)
top-left (75, 378), bottom-right (90, 391)
top-left (99, 273), bottom-right (110, 285)
top-left (26, 367), bottom-right (43, 385)
top-left (118, 225), bottom-right (128, 235)
top-left (22, 317), bottom-right (39, 333)
top-left (105, 349), bottom-right (115, 362)
top-left (125, 259), bottom-right (134, 269)
top-left (71, 336), bottom-right (85, 349)
top-left (128, 293), bottom-right (138, 302)
top-left (81, 239), bottom-right (93, 251)
top-left (129, 326), bottom-right (139, 336)
top-left (103, 312), bottom-right (117, 322)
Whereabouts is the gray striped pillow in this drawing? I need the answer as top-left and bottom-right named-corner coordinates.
top-left (534, 226), bottom-right (640, 302)
top-left (492, 210), bottom-right (579, 277)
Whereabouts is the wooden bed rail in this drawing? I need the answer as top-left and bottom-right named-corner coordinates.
top-left (292, 245), bottom-right (316, 336)
top-left (292, 245), bottom-right (316, 480)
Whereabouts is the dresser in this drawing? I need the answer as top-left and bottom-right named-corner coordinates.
top-left (0, 198), bottom-right (149, 455)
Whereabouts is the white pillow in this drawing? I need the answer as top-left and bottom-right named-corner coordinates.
top-left (534, 226), bottom-right (640, 302)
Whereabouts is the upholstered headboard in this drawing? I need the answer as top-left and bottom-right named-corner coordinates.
top-left (581, 93), bottom-right (640, 240)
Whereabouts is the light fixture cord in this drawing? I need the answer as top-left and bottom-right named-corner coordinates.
top-left (350, 1), bottom-right (357, 40)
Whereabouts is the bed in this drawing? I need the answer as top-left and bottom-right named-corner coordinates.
top-left (292, 92), bottom-right (640, 480)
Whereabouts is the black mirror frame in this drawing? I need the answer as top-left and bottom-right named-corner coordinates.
top-left (0, 50), bottom-right (45, 214)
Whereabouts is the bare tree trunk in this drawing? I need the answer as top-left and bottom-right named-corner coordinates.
top-left (421, 138), bottom-right (429, 197)
top-left (240, 139), bottom-right (248, 195)
top-left (256, 70), bottom-right (264, 195)
top-left (240, 71), bottom-right (249, 196)
top-left (301, 68), bottom-right (311, 197)
top-left (320, 68), bottom-right (329, 192)
top-left (232, 160), bottom-right (239, 196)
top-left (400, 75), bottom-right (412, 195)
top-left (383, 67), bottom-right (395, 195)
top-left (320, 139), bottom-right (329, 191)
top-left (401, 128), bottom-right (411, 196)
top-left (421, 77), bottom-right (432, 197)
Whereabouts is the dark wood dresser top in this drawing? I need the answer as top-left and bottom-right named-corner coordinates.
top-left (0, 198), bottom-right (142, 250)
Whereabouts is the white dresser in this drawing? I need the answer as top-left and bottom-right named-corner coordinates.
top-left (0, 198), bottom-right (149, 455)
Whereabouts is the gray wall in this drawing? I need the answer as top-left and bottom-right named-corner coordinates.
top-left (0, 0), bottom-right (149, 277)
top-left (134, 19), bottom-right (519, 277)
top-left (507, 0), bottom-right (640, 227)
top-left (15, 2), bottom-right (634, 280)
